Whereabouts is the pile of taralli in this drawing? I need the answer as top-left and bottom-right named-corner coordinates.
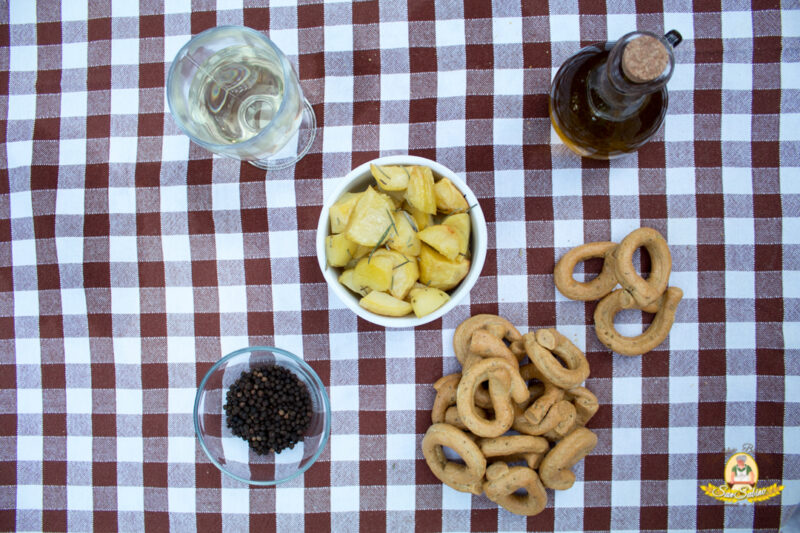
top-left (422, 315), bottom-right (599, 516)
top-left (554, 227), bottom-right (683, 356)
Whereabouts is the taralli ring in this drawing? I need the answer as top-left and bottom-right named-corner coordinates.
top-left (538, 427), bottom-right (598, 490)
top-left (478, 435), bottom-right (549, 459)
top-left (483, 463), bottom-right (548, 516)
top-left (469, 329), bottom-right (519, 368)
top-left (612, 227), bottom-right (672, 308)
top-left (554, 241), bottom-right (619, 301)
top-left (457, 357), bottom-right (529, 438)
top-left (594, 286), bottom-right (683, 356)
top-left (431, 373), bottom-right (461, 424)
top-left (525, 331), bottom-right (590, 390)
top-left (422, 423), bottom-right (486, 494)
top-left (453, 314), bottom-right (522, 366)
top-left (565, 386), bottom-right (600, 426)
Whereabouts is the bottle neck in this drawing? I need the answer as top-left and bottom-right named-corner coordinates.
top-left (587, 31), bottom-right (678, 121)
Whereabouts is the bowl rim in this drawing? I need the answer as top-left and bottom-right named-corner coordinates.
top-left (316, 155), bottom-right (487, 328)
top-left (193, 345), bottom-right (332, 486)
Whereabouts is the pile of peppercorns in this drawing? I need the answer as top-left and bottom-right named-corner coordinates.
top-left (224, 365), bottom-right (313, 455)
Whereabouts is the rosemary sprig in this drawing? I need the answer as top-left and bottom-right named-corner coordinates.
top-left (368, 223), bottom-right (393, 263)
top-left (393, 259), bottom-right (411, 269)
top-left (386, 209), bottom-right (398, 236)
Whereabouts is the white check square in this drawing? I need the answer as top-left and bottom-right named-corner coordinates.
top-left (493, 170), bottom-right (524, 198)
top-left (721, 114), bottom-right (751, 142)
top-left (330, 385), bottom-right (359, 412)
top-left (494, 118), bottom-right (523, 146)
top-left (16, 486), bottom-right (41, 510)
top-left (554, 481), bottom-right (584, 508)
top-left (492, 17), bottom-right (522, 44)
top-left (324, 25), bottom-right (353, 52)
top-left (8, 94), bottom-right (36, 120)
top-left (330, 486), bottom-right (359, 512)
top-left (665, 114), bottom-right (694, 142)
top-left (10, 1), bottom-right (36, 23)
top-left (109, 137), bottom-right (138, 164)
top-left (162, 135), bottom-right (190, 161)
top-left (667, 322), bottom-right (699, 351)
top-left (168, 388), bottom-right (195, 414)
top-left (668, 426), bottom-right (698, 454)
top-left (785, 423), bottom-right (800, 454)
top-left (221, 487), bottom-right (250, 514)
top-left (68, 485), bottom-right (94, 511)
top-left (167, 337), bottom-right (196, 364)
top-left (218, 285), bottom-right (247, 314)
top-left (609, 168), bottom-right (638, 196)
top-left (784, 271), bottom-right (800, 298)
top-left (726, 375), bottom-right (756, 403)
top-left (12, 239), bottom-right (36, 267)
top-left (380, 21), bottom-right (409, 50)
top-left (780, 114), bottom-right (800, 142)
top-left (111, 0), bottom-right (139, 18)
top-left (497, 274), bottom-right (527, 304)
top-left (494, 68), bottom-right (523, 96)
top-left (442, 483), bottom-right (472, 509)
top-left (167, 436), bottom-right (196, 463)
top-left (269, 231), bottom-right (299, 258)
top-left (324, 76), bottom-right (354, 104)
top-left (66, 388), bottom-right (92, 415)
top-left (10, 190), bottom-right (33, 219)
top-left (553, 219), bottom-right (584, 249)
top-left (109, 235), bottom-right (138, 263)
top-left (116, 388), bottom-right (143, 415)
top-left (613, 377), bottom-right (642, 405)
top-left (381, 72), bottom-right (410, 101)
top-left (380, 122), bottom-right (409, 151)
top-left (722, 167), bottom-right (752, 194)
top-left (111, 38), bottom-right (139, 65)
top-left (64, 337), bottom-right (91, 364)
top-left (212, 182), bottom-right (240, 211)
top-left (722, 63), bottom-right (752, 91)
top-left (331, 434), bottom-right (359, 462)
top-left (612, 480), bottom-right (641, 507)
top-left (436, 119), bottom-right (465, 148)
top-left (495, 221), bottom-right (523, 250)
top-left (385, 329), bottom-right (415, 358)
top-left (785, 218), bottom-right (800, 245)
top-left (668, 479), bottom-right (697, 506)
top-left (13, 290), bottom-right (39, 317)
top-left (111, 88), bottom-right (139, 116)
top-left (726, 322), bottom-right (756, 349)
top-left (10, 46), bottom-right (37, 72)
top-left (435, 19), bottom-right (465, 48)
top-left (111, 287), bottom-right (140, 315)
top-left (215, 232), bottom-right (244, 261)
top-left (161, 234), bottom-right (190, 262)
top-left (549, 15), bottom-right (580, 42)
top-left (168, 487), bottom-right (196, 513)
top-left (329, 332), bottom-right (358, 360)
top-left (113, 337), bottom-right (140, 365)
top-left (17, 435), bottom-right (43, 461)
top-left (15, 338), bottom-right (41, 365)
top-left (67, 436), bottom-right (93, 462)
top-left (62, 3), bottom-right (88, 21)
top-left (666, 218), bottom-right (696, 246)
top-left (724, 218), bottom-right (754, 245)
top-left (322, 125), bottom-right (352, 153)
top-left (725, 271), bottom-right (754, 299)
top-left (386, 484), bottom-right (415, 511)
top-left (272, 283), bottom-right (301, 312)
top-left (782, 62), bottom-right (800, 90)
top-left (56, 188), bottom-right (85, 216)
top-left (721, 11), bottom-right (753, 39)
top-left (612, 428), bottom-right (641, 455)
top-left (437, 70), bottom-right (466, 99)
top-left (59, 138), bottom-right (87, 166)
top-left (117, 486), bottom-right (144, 512)
top-left (669, 63), bottom-right (695, 92)
top-left (386, 384), bottom-right (415, 411)
top-left (265, 179), bottom-right (297, 209)
top-left (7, 140), bottom-right (33, 169)
top-left (165, 286), bottom-right (194, 314)
top-left (784, 9), bottom-right (800, 38)
top-left (386, 434), bottom-right (416, 461)
top-left (551, 168), bottom-right (582, 196)
top-left (268, 28), bottom-right (298, 57)
top-left (160, 185), bottom-right (188, 213)
top-left (606, 14), bottom-right (637, 37)
top-left (108, 187), bottom-right (137, 214)
top-left (276, 487), bottom-right (305, 513)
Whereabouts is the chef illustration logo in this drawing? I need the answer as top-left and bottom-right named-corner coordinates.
top-left (700, 451), bottom-right (783, 503)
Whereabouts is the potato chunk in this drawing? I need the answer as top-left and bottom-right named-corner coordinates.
top-left (442, 213), bottom-right (471, 256)
top-left (387, 210), bottom-right (421, 256)
top-left (339, 269), bottom-right (369, 297)
top-left (418, 224), bottom-right (462, 261)
top-left (410, 287), bottom-right (450, 318)
top-left (329, 192), bottom-right (362, 234)
top-left (344, 186), bottom-right (396, 247)
top-left (371, 164), bottom-right (411, 191)
top-left (352, 255), bottom-right (393, 293)
top-left (359, 291), bottom-right (413, 317)
top-left (434, 177), bottom-right (469, 214)
top-left (326, 233), bottom-right (359, 267)
top-left (405, 165), bottom-right (436, 215)
top-left (418, 244), bottom-right (470, 291)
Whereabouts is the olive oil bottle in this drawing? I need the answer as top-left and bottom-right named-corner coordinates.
top-left (549, 30), bottom-right (682, 159)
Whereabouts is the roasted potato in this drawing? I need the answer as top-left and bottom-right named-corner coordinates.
top-left (371, 164), bottom-right (410, 191)
top-left (434, 177), bottom-right (469, 214)
top-left (442, 213), bottom-right (471, 256)
top-left (345, 186), bottom-right (396, 247)
top-left (359, 291), bottom-right (413, 316)
top-left (352, 255), bottom-right (394, 293)
top-left (339, 269), bottom-right (369, 296)
top-left (326, 233), bottom-right (359, 267)
top-left (387, 210), bottom-right (421, 256)
top-left (418, 224), bottom-right (462, 261)
top-left (329, 192), bottom-right (362, 234)
top-left (410, 287), bottom-right (450, 318)
top-left (418, 243), bottom-right (470, 291)
top-left (405, 165), bottom-right (436, 215)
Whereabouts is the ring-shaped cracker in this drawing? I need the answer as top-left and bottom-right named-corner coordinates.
top-left (565, 386), bottom-right (599, 426)
top-left (421, 423), bottom-right (486, 494)
top-left (554, 241), bottom-right (619, 301)
top-left (525, 331), bottom-right (590, 390)
top-left (613, 227), bottom-right (672, 308)
top-left (453, 314), bottom-right (522, 366)
top-left (594, 287), bottom-right (683, 356)
top-left (538, 427), bottom-right (598, 490)
top-left (469, 329), bottom-right (519, 368)
top-left (483, 463), bottom-right (548, 516)
top-left (431, 373), bottom-right (461, 424)
top-left (456, 357), bottom-right (529, 438)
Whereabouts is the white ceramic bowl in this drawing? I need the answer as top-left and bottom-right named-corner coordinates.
top-left (316, 155), bottom-right (487, 328)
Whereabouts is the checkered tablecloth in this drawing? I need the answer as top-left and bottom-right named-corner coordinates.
top-left (2, 0), bottom-right (798, 531)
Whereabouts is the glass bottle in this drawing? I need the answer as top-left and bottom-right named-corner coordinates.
top-left (549, 30), bottom-right (682, 159)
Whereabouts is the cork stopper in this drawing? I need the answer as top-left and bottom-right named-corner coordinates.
top-left (621, 35), bottom-right (669, 83)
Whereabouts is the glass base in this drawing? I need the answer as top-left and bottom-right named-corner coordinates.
top-left (248, 99), bottom-right (316, 171)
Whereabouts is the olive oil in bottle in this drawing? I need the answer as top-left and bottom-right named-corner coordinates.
top-left (549, 30), bottom-right (682, 159)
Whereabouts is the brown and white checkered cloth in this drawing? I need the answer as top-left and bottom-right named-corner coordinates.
top-left (2, 1), bottom-right (798, 531)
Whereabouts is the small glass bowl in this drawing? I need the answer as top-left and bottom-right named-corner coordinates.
top-left (194, 346), bottom-right (331, 485)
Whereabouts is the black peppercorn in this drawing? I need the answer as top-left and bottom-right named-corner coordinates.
top-left (223, 365), bottom-right (313, 455)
